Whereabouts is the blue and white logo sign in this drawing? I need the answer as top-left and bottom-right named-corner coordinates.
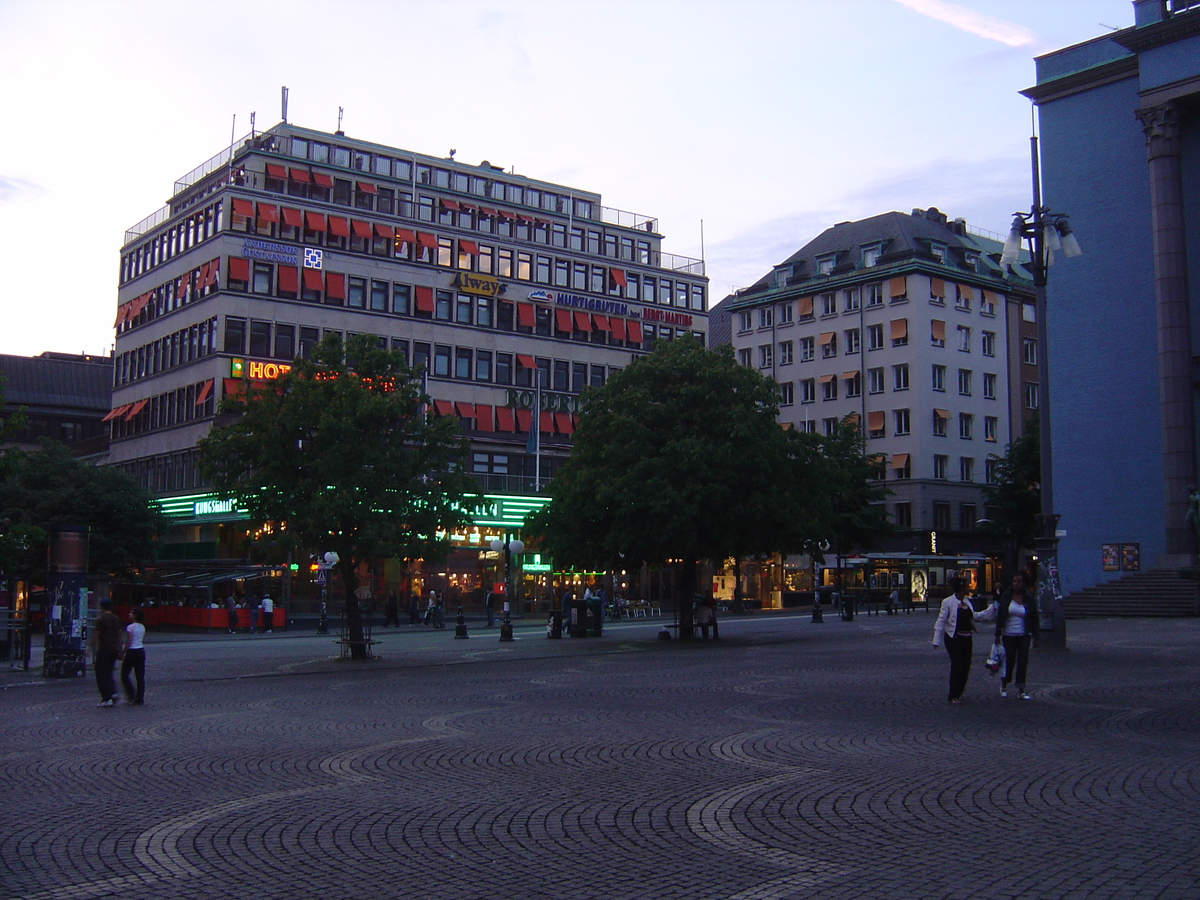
top-left (303, 248), bottom-right (324, 269)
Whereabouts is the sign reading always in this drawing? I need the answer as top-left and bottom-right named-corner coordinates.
top-left (454, 272), bottom-right (502, 297)
top-left (241, 238), bottom-right (299, 265)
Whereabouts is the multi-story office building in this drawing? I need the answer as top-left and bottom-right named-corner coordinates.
top-left (108, 122), bottom-right (707, 597)
top-left (1023, 0), bottom-right (1200, 595)
top-left (721, 208), bottom-right (1035, 584)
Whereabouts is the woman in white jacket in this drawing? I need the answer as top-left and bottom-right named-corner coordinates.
top-left (931, 577), bottom-right (977, 704)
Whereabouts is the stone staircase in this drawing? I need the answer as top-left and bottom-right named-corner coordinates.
top-left (1063, 569), bottom-right (1199, 618)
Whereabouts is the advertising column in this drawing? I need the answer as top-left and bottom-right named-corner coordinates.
top-left (43, 525), bottom-right (89, 678)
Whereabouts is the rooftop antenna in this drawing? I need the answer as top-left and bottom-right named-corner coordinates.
top-left (250, 111), bottom-right (256, 139)
top-left (227, 113), bottom-right (236, 183)
top-left (281, 86), bottom-right (289, 124)
top-left (337, 106), bottom-right (344, 135)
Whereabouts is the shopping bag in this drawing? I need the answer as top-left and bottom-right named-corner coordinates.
top-left (985, 643), bottom-right (1005, 674)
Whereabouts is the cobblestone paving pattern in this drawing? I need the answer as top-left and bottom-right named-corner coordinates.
top-left (2, 614), bottom-right (1198, 899)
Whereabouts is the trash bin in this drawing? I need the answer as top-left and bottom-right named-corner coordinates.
top-left (547, 607), bottom-right (562, 639)
top-left (571, 598), bottom-right (588, 638)
top-left (588, 598), bottom-right (603, 637)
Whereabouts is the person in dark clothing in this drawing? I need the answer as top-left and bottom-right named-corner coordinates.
top-left (931, 577), bottom-right (976, 704)
top-left (90, 599), bottom-right (124, 707)
top-left (484, 591), bottom-right (496, 628)
top-left (408, 592), bottom-right (420, 625)
top-left (383, 591), bottom-right (400, 628)
top-left (225, 595), bottom-right (238, 634)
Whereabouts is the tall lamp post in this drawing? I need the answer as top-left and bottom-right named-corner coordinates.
top-left (490, 536), bottom-right (524, 641)
top-left (1000, 132), bottom-right (1083, 650)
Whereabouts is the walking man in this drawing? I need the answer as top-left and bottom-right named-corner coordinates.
top-left (89, 599), bottom-right (123, 707)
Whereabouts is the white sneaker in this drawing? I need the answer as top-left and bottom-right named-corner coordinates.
top-left (1020, 693), bottom-right (1031, 700)
top-left (1000, 689), bottom-right (1008, 698)
top-left (98, 699), bottom-right (114, 707)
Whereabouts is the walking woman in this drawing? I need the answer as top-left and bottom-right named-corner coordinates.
top-left (978, 571), bottom-right (1039, 699)
top-left (120, 607), bottom-right (147, 705)
top-left (931, 577), bottom-right (976, 704)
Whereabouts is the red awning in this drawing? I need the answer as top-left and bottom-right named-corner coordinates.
top-left (415, 231), bottom-right (437, 249)
top-left (204, 259), bottom-right (219, 288)
top-left (257, 203), bottom-right (279, 223)
top-left (459, 240), bottom-right (479, 255)
top-left (325, 272), bottom-right (345, 300)
top-left (278, 266), bottom-right (299, 293)
top-left (101, 404), bottom-right (128, 422)
top-left (555, 309), bottom-right (574, 332)
top-left (440, 198), bottom-right (461, 211)
top-left (351, 219), bottom-right (372, 239)
top-left (433, 400), bottom-right (455, 416)
top-left (540, 410), bottom-right (554, 433)
top-left (497, 208), bottom-right (516, 220)
top-left (573, 311), bottom-right (591, 332)
top-left (113, 304), bottom-right (129, 328)
top-left (327, 216), bottom-right (350, 237)
top-left (176, 277), bottom-right (188, 299)
top-left (592, 314), bottom-right (610, 331)
top-left (395, 228), bottom-right (416, 244)
top-left (516, 303), bottom-right (535, 328)
top-left (515, 409), bottom-right (532, 432)
top-left (474, 404), bottom-right (493, 430)
top-left (610, 317), bottom-right (627, 341)
top-left (228, 257), bottom-right (250, 282)
top-left (626, 320), bottom-right (643, 343)
top-left (415, 286), bottom-right (434, 313)
top-left (281, 207), bottom-right (303, 227)
top-left (311, 172), bottom-right (334, 188)
top-left (609, 267), bottom-right (627, 288)
top-left (197, 261), bottom-right (211, 289)
top-left (479, 207), bottom-right (497, 218)
top-left (288, 167), bottom-right (311, 182)
top-left (302, 269), bottom-right (323, 291)
top-left (356, 181), bottom-right (378, 194)
top-left (374, 223), bottom-right (394, 239)
top-left (496, 406), bottom-right (516, 432)
top-left (554, 412), bottom-right (574, 434)
top-left (222, 378), bottom-right (246, 402)
top-left (232, 198), bottom-right (254, 217)
top-left (195, 379), bottom-right (214, 405)
top-left (455, 401), bottom-right (476, 418)
top-left (516, 354), bottom-right (536, 369)
top-left (265, 163), bottom-right (287, 179)
top-left (305, 211), bottom-right (326, 231)
top-left (123, 399), bottom-right (148, 421)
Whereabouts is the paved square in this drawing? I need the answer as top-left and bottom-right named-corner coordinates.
top-left (3, 613), bottom-right (1198, 899)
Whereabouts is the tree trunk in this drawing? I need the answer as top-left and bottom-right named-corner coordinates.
top-left (341, 563), bottom-right (370, 660)
top-left (677, 559), bottom-right (698, 641)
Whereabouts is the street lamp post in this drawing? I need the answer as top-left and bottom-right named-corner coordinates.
top-left (490, 536), bottom-right (524, 642)
top-left (1000, 132), bottom-right (1083, 650)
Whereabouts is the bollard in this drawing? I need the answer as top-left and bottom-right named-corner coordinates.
top-left (812, 599), bottom-right (823, 623)
top-left (454, 606), bottom-right (469, 639)
top-left (317, 601), bottom-right (329, 635)
top-left (499, 609), bottom-right (514, 642)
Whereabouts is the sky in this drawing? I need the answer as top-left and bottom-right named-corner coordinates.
top-left (0, 0), bottom-right (1138, 358)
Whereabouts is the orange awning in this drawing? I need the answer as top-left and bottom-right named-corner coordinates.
top-left (555, 309), bottom-right (573, 333)
top-left (573, 311), bottom-right (591, 332)
top-left (818, 332), bottom-right (835, 345)
top-left (817, 374), bottom-right (836, 384)
top-left (930, 278), bottom-right (945, 298)
top-left (934, 408), bottom-right (951, 419)
top-left (122, 399), bottom-right (148, 421)
top-left (958, 284), bottom-right (975, 300)
top-left (798, 296), bottom-right (814, 317)
top-left (890, 453), bottom-right (910, 468)
top-left (868, 410), bottom-right (885, 431)
top-left (931, 320), bottom-right (946, 341)
top-left (890, 319), bottom-right (908, 341)
top-left (626, 320), bottom-right (643, 343)
top-left (889, 276), bottom-right (906, 297)
top-left (517, 354), bottom-right (536, 369)
top-left (433, 400), bottom-right (455, 416)
top-left (195, 380), bottom-right (213, 406)
top-left (455, 401), bottom-right (476, 418)
top-left (610, 318), bottom-right (627, 341)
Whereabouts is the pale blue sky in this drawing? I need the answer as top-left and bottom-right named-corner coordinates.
top-left (0, 0), bottom-right (1136, 357)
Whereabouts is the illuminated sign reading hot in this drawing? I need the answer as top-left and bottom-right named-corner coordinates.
top-left (247, 360), bottom-right (292, 379)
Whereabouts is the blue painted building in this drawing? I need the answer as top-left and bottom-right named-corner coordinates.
top-left (1025, 0), bottom-right (1200, 593)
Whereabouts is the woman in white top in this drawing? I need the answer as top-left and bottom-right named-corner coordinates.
top-left (931, 577), bottom-right (976, 704)
top-left (120, 607), bottom-right (147, 705)
top-left (977, 571), bottom-right (1039, 699)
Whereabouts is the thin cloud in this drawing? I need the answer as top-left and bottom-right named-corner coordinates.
top-left (0, 176), bottom-right (45, 204)
top-left (889, 0), bottom-right (1035, 47)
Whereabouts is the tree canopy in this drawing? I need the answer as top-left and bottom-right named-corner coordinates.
top-left (198, 334), bottom-right (475, 657)
top-left (981, 414), bottom-right (1041, 558)
top-left (0, 441), bottom-right (164, 582)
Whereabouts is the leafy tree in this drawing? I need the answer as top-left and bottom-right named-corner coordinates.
top-left (981, 415), bottom-right (1041, 567)
top-left (529, 339), bottom-right (822, 635)
top-left (198, 334), bottom-right (474, 659)
top-left (0, 441), bottom-right (164, 582)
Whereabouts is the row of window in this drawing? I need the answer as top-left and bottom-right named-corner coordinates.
top-left (776, 365), bottom-right (1002, 402)
top-left (222, 317), bottom-right (619, 394)
top-left (114, 449), bottom-right (204, 496)
top-left (228, 205), bottom-right (704, 309)
top-left (114, 318), bottom-right (218, 387)
top-left (109, 380), bottom-right (216, 441)
top-left (116, 259), bottom-right (221, 334)
top-left (743, 324), bottom-right (1001, 364)
top-left (893, 500), bottom-right (981, 531)
top-left (121, 201), bottom-right (224, 284)
top-left (280, 133), bottom-right (599, 222)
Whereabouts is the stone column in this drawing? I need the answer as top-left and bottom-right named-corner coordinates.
top-left (1136, 102), bottom-right (1195, 563)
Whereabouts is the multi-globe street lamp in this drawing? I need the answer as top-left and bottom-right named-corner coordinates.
top-left (1000, 132), bottom-right (1083, 650)
top-left (490, 536), bottom-right (523, 642)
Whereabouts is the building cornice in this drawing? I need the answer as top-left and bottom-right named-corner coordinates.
top-left (1113, 9), bottom-right (1200, 53)
top-left (1021, 56), bottom-right (1138, 105)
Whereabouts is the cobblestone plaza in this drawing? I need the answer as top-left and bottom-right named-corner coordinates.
top-left (4, 613), bottom-right (1198, 899)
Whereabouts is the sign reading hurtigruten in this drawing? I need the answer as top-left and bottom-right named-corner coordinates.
top-left (534, 290), bottom-right (693, 327)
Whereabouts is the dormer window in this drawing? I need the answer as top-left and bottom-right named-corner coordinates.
top-left (817, 255), bottom-right (836, 276)
top-left (861, 244), bottom-right (882, 268)
top-left (963, 252), bottom-right (979, 272)
top-left (929, 242), bottom-right (946, 263)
